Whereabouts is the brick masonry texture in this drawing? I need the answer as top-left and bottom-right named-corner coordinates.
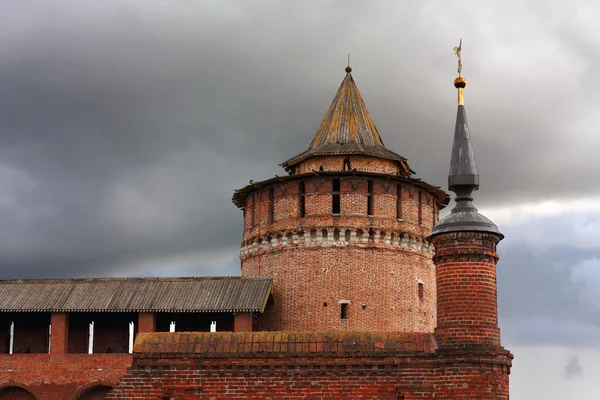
top-left (107, 332), bottom-right (512, 399)
top-left (296, 155), bottom-right (402, 175)
top-left (0, 354), bottom-right (131, 399)
top-left (106, 160), bottom-right (514, 398)
top-left (431, 231), bottom-right (503, 349)
top-left (241, 173), bottom-right (441, 332)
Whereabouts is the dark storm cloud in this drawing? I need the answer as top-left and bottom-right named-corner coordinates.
top-left (0, 0), bottom-right (599, 278)
top-left (497, 211), bottom-right (600, 348)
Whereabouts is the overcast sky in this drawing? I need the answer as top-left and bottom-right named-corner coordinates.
top-left (1, 1), bottom-right (600, 398)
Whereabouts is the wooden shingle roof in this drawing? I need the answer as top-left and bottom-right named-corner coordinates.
top-left (281, 67), bottom-right (410, 172)
top-left (134, 331), bottom-right (438, 355)
top-left (0, 277), bottom-right (273, 313)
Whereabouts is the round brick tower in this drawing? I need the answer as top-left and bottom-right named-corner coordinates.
top-left (233, 67), bottom-right (448, 332)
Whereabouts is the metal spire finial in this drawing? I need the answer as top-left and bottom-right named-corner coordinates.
top-left (453, 39), bottom-right (467, 105)
top-left (345, 54), bottom-right (352, 73)
top-left (428, 39), bottom-right (501, 238)
top-left (453, 39), bottom-right (462, 76)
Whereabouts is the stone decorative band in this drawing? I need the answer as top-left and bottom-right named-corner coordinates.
top-left (240, 227), bottom-right (434, 259)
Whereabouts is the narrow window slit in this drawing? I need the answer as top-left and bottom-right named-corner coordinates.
top-left (367, 180), bottom-right (374, 215)
top-left (396, 184), bottom-right (402, 219)
top-left (340, 303), bottom-right (349, 320)
top-left (299, 182), bottom-right (306, 217)
top-left (268, 187), bottom-right (275, 223)
top-left (418, 190), bottom-right (423, 225)
top-left (332, 179), bottom-right (341, 214)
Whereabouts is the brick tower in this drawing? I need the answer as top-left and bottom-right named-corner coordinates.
top-left (233, 67), bottom-right (448, 332)
top-left (428, 72), bottom-right (512, 397)
top-left (429, 74), bottom-right (505, 348)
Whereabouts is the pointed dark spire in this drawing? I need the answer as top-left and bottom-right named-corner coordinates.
top-left (430, 69), bottom-right (502, 237)
top-left (449, 82), bottom-right (479, 192)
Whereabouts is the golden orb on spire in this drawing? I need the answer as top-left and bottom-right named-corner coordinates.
top-left (454, 76), bottom-right (467, 88)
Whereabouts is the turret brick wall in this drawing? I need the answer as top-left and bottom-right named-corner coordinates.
top-left (241, 175), bottom-right (443, 332)
top-left (431, 231), bottom-right (503, 348)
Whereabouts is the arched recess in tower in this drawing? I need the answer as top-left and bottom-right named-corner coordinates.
top-left (0, 387), bottom-right (36, 400)
top-left (73, 385), bottom-right (112, 400)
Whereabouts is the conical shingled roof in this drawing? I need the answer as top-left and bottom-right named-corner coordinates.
top-left (281, 68), bottom-right (410, 173)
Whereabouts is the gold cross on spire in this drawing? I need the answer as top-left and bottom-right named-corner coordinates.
top-left (453, 39), bottom-right (466, 105)
top-left (453, 38), bottom-right (463, 76)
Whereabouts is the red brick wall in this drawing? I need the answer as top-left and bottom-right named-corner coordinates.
top-left (245, 247), bottom-right (436, 332)
top-left (431, 231), bottom-right (502, 348)
top-left (0, 354), bottom-right (131, 400)
top-left (243, 177), bottom-right (438, 240)
top-left (233, 313), bottom-right (253, 332)
top-left (50, 313), bottom-right (68, 356)
top-left (137, 312), bottom-right (156, 333)
top-left (297, 155), bottom-right (402, 175)
top-left (241, 176), bottom-right (440, 332)
top-left (107, 332), bottom-right (512, 399)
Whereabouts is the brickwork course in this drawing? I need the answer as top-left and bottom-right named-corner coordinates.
top-left (107, 332), bottom-right (512, 400)
top-left (0, 67), bottom-right (513, 399)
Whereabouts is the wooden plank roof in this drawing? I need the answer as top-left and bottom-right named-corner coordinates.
top-left (134, 331), bottom-right (438, 355)
top-left (281, 68), bottom-right (410, 171)
top-left (0, 277), bottom-right (273, 313)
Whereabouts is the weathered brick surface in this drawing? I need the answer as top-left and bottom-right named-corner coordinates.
top-left (0, 354), bottom-right (131, 400)
top-left (243, 177), bottom-right (438, 240)
top-left (137, 312), bottom-right (156, 333)
top-left (233, 312), bottom-right (253, 332)
top-left (241, 175), bottom-right (440, 332)
top-left (245, 247), bottom-right (436, 332)
top-left (107, 332), bottom-right (512, 399)
top-left (50, 313), bottom-right (68, 356)
top-left (430, 231), bottom-right (503, 349)
top-left (297, 155), bottom-right (402, 175)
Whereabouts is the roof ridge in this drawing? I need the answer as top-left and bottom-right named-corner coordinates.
top-left (0, 276), bottom-right (273, 284)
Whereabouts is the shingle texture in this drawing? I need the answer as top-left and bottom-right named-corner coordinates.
top-left (281, 71), bottom-right (408, 170)
top-left (134, 331), bottom-right (438, 355)
top-left (0, 277), bottom-right (272, 312)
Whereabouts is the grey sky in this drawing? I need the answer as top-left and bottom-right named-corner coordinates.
top-left (1, 2), bottom-right (600, 398)
top-left (565, 355), bottom-right (583, 379)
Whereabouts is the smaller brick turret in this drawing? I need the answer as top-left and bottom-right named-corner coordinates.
top-left (429, 75), bottom-right (504, 350)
